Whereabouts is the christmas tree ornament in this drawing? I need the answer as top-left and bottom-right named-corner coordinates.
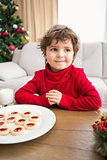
top-left (15, 5), bottom-right (19, 11)
top-left (17, 28), bottom-right (24, 34)
top-left (17, 28), bottom-right (21, 33)
top-left (4, 31), bottom-right (9, 36)
top-left (3, 52), bottom-right (7, 56)
top-left (13, 15), bottom-right (17, 19)
top-left (2, 5), bottom-right (7, 10)
top-left (27, 31), bottom-right (30, 35)
top-left (20, 36), bottom-right (24, 41)
top-left (11, 33), bottom-right (15, 37)
top-left (9, 45), bottom-right (15, 51)
top-left (20, 29), bottom-right (24, 34)
top-left (0, 33), bottom-right (2, 37)
top-left (22, 27), bottom-right (24, 31)
top-left (0, 28), bottom-right (2, 32)
top-left (25, 35), bottom-right (29, 41)
top-left (20, 30), bottom-right (24, 34)
top-left (13, 24), bottom-right (18, 29)
top-left (8, 25), bottom-right (10, 29)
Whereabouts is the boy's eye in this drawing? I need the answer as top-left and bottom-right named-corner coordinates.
top-left (65, 49), bottom-right (71, 52)
top-left (50, 48), bottom-right (57, 51)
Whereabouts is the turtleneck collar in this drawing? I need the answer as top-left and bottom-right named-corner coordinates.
top-left (45, 63), bottom-right (73, 82)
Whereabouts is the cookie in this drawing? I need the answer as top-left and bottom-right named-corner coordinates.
top-left (0, 113), bottom-right (6, 121)
top-left (0, 127), bottom-right (10, 135)
top-left (0, 121), bottom-right (6, 127)
top-left (24, 122), bottom-right (36, 130)
top-left (15, 118), bottom-right (27, 125)
top-left (21, 111), bottom-right (32, 117)
top-left (8, 111), bottom-right (20, 117)
top-left (29, 115), bottom-right (40, 122)
top-left (5, 116), bottom-right (16, 123)
top-left (10, 126), bottom-right (24, 136)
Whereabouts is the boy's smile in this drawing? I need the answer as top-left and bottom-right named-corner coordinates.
top-left (45, 39), bottom-right (74, 72)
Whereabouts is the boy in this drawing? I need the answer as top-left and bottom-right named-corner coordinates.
top-left (15, 25), bottom-right (101, 111)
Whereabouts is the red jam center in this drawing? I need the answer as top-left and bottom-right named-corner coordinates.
top-left (0, 115), bottom-right (4, 118)
top-left (26, 123), bottom-right (35, 127)
top-left (24, 112), bottom-right (30, 115)
top-left (0, 122), bottom-right (4, 126)
top-left (31, 116), bottom-right (38, 119)
top-left (11, 112), bottom-right (18, 114)
top-left (7, 117), bottom-right (15, 120)
top-left (14, 127), bottom-right (22, 132)
top-left (18, 119), bottom-right (25, 122)
top-left (0, 128), bottom-right (7, 131)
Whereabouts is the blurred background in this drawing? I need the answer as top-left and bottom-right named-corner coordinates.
top-left (16, 0), bottom-right (107, 42)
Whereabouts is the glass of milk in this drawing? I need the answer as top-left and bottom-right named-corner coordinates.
top-left (0, 88), bottom-right (14, 107)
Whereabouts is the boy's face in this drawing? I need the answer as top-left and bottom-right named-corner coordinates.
top-left (45, 39), bottom-right (74, 72)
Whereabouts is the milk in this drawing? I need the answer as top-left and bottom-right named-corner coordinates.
top-left (0, 88), bottom-right (14, 106)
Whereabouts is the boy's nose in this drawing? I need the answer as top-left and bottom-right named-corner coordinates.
top-left (57, 50), bottom-right (64, 57)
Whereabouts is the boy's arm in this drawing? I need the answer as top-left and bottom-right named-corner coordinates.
top-left (15, 75), bottom-right (50, 107)
top-left (59, 69), bottom-right (101, 111)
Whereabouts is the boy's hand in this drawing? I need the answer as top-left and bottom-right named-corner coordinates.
top-left (46, 89), bottom-right (62, 105)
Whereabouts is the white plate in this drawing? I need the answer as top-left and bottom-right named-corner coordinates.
top-left (0, 105), bottom-right (56, 144)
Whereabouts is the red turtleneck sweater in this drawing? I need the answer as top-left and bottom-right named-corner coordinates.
top-left (15, 64), bottom-right (101, 111)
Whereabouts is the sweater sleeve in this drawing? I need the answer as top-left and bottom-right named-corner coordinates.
top-left (15, 73), bottom-right (50, 108)
top-left (59, 69), bottom-right (102, 111)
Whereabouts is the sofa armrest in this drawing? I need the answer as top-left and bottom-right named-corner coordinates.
top-left (12, 49), bottom-right (22, 64)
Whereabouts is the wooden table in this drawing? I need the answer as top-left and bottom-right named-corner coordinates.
top-left (0, 106), bottom-right (107, 160)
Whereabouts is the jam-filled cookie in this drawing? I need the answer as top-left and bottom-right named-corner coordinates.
top-left (10, 126), bottom-right (24, 136)
top-left (0, 113), bottom-right (6, 121)
top-left (5, 116), bottom-right (16, 123)
top-left (29, 115), bottom-right (40, 122)
top-left (8, 111), bottom-right (20, 117)
top-left (15, 118), bottom-right (27, 125)
top-left (21, 111), bottom-right (32, 117)
top-left (0, 121), bottom-right (6, 127)
top-left (0, 127), bottom-right (10, 135)
top-left (24, 122), bottom-right (36, 130)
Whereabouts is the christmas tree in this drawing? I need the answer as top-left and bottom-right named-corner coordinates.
top-left (0, 0), bottom-right (29, 62)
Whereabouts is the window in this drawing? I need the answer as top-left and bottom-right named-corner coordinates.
top-left (58, 0), bottom-right (106, 42)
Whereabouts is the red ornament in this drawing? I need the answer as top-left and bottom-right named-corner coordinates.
top-left (0, 32), bottom-right (2, 37)
top-left (9, 45), bottom-right (15, 51)
top-left (20, 29), bottom-right (24, 34)
top-left (17, 28), bottom-right (21, 33)
top-left (4, 31), bottom-right (9, 36)
top-left (17, 28), bottom-right (24, 34)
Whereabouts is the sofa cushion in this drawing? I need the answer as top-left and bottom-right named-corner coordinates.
top-left (87, 77), bottom-right (107, 104)
top-left (12, 49), bottom-right (22, 64)
top-left (104, 79), bottom-right (107, 87)
top-left (73, 43), bottom-right (82, 68)
top-left (82, 42), bottom-right (102, 78)
top-left (0, 76), bottom-right (33, 92)
top-left (0, 62), bottom-right (27, 81)
top-left (102, 42), bottom-right (107, 78)
top-left (18, 42), bottom-right (45, 75)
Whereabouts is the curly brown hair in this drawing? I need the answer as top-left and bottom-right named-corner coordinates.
top-left (39, 24), bottom-right (80, 63)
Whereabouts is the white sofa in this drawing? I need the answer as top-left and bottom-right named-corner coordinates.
top-left (0, 42), bottom-right (107, 105)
